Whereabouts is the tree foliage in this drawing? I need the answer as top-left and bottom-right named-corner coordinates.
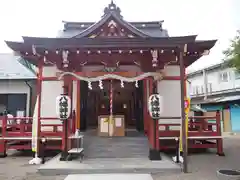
top-left (223, 30), bottom-right (240, 72)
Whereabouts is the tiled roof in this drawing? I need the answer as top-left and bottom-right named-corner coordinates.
top-left (58, 21), bottom-right (168, 38)
top-left (0, 53), bottom-right (36, 80)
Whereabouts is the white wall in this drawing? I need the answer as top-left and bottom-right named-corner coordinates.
top-left (0, 81), bottom-right (30, 116)
top-left (40, 80), bottom-right (63, 131)
top-left (42, 65), bottom-right (62, 77)
top-left (207, 68), bottom-right (234, 92)
top-left (163, 65), bottom-right (180, 76)
top-left (41, 81), bottom-right (63, 118)
top-left (40, 66), bottom-right (63, 130)
top-left (158, 65), bottom-right (181, 130)
top-left (188, 66), bottom-right (240, 97)
top-left (72, 80), bottom-right (77, 111)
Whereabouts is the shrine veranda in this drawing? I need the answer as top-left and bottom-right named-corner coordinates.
top-left (0, 1), bottom-right (224, 167)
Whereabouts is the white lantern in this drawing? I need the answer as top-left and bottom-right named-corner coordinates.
top-left (148, 94), bottom-right (162, 119)
top-left (56, 95), bottom-right (71, 120)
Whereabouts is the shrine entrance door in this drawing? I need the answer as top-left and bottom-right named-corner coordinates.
top-left (78, 80), bottom-right (144, 133)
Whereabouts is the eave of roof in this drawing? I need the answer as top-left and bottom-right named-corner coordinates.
top-left (8, 35), bottom-right (197, 49)
top-left (5, 36), bottom-right (216, 68)
top-left (28, 35), bottom-right (196, 44)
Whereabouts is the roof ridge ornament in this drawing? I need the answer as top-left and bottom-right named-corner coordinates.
top-left (103, 0), bottom-right (122, 18)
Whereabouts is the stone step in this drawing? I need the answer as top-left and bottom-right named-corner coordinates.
top-left (38, 155), bottom-right (181, 175)
top-left (83, 136), bottom-right (149, 158)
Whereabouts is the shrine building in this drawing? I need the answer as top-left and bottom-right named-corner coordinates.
top-left (2, 1), bottom-right (222, 162)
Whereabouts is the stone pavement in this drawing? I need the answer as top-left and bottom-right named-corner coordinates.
top-left (0, 136), bottom-right (240, 180)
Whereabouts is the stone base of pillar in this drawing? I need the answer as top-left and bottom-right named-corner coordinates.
top-left (148, 148), bottom-right (161, 160)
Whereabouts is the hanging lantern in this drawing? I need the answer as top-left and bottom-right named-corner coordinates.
top-left (148, 94), bottom-right (162, 119)
top-left (56, 95), bottom-right (71, 120)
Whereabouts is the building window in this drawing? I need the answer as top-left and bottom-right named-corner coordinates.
top-left (191, 85), bottom-right (205, 95)
top-left (191, 86), bottom-right (197, 95)
top-left (219, 71), bottom-right (229, 82)
top-left (201, 85), bottom-right (204, 94)
top-left (235, 71), bottom-right (240, 79)
top-left (207, 83), bottom-right (212, 93)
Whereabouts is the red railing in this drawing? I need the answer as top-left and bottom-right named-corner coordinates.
top-left (158, 113), bottom-right (221, 137)
top-left (157, 111), bottom-right (224, 155)
top-left (0, 113), bottom-right (76, 152)
top-left (0, 116), bottom-right (33, 137)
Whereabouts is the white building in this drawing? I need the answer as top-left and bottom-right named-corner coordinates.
top-left (187, 62), bottom-right (240, 101)
top-left (187, 62), bottom-right (240, 132)
top-left (0, 54), bottom-right (36, 117)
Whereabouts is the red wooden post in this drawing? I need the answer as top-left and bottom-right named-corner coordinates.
top-left (155, 120), bottom-right (159, 150)
top-left (0, 115), bottom-right (7, 157)
top-left (143, 79), bottom-right (148, 135)
top-left (53, 125), bottom-right (58, 132)
top-left (20, 119), bottom-right (24, 136)
top-left (216, 110), bottom-right (224, 156)
top-left (61, 75), bottom-right (72, 154)
top-left (148, 78), bottom-right (154, 148)
top-left (61, 79), bottom-right (68, 152)
top-left (36, 58), bottom-right (43, 156)
top-left (72, 110), bottom-right (76, 134)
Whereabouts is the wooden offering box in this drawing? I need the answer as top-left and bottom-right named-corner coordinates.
top-left (98, 115), bottom-right (125, 137)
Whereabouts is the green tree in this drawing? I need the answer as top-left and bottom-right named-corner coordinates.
top-left (223, 30), bottom-right (240, 71)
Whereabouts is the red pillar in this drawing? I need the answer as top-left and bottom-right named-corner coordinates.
top-left (61, 75), bottom-right (72, 153)
top-left (68, 78), bottom-right (73, 134)
top-left (143, 79), bottom-right (148, 135)
top-left (0, 115), bottom-right (7, 157)
top-left (36, 58), bottom-right (43, 156)
top-left (61, 76), bottom-right (69, 152)
top-left (155, 118), bottom-right (160, 150)
top-left (148, 78), bottom-right (154, 149)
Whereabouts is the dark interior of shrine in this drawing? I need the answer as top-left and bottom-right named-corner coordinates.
top-left (79, 80), bottom-right (144, 132)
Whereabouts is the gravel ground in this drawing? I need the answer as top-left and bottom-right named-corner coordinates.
top-left (1, 136), bottom-right (240, 180)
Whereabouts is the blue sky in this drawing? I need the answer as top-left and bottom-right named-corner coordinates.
top-left (0, 0), bottom-right (239, 72)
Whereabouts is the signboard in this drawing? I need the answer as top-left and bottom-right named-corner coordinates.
top-left (148, 94), bottom-right (162, 119)
top-left (56, 95), bottom-right (71, 120)
top-left (179, 97), bottom-right (191, 152)
top-left (184, 98), bottom-right (191, 113)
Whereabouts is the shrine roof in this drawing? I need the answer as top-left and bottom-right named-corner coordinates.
top-left (5, 37), bottom-right (217, 68)
top-left (4, 1), bottom-right (217, 69)
top-left (58, 1), bottom-right (168, 38)
top-left (60, 20), bottom-right (168, 38)
top-left (6, 35), bottom-right (199, 50)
